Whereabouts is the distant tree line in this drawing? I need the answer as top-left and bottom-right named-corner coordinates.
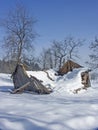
top-left (0, 59), bottom-right (40, 73)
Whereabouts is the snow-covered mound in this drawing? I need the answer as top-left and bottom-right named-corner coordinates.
top-left (27, 68), bottom-right (90, 94)
top-left (0, 69), bottom-right (98, 130)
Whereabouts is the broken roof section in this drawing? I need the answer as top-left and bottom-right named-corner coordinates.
top-left (12, 63), bottom-right (52, 94)
top-left (58, 60), bottom-right (82, 75)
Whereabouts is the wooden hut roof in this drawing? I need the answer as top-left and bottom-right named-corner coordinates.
top-left (58, 60), bottom-right (82, 75)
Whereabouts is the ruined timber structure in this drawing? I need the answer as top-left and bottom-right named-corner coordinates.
top-left (11, 63), bottom-right (52, 94)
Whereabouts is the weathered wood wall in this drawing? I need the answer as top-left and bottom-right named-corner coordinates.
top-left (12, 63), bottom-right (51, 94)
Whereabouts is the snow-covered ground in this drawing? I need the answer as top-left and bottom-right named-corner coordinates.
top-left (0, 69), bottom-right (98, 130)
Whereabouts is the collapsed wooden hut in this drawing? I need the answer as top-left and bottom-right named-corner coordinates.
top-left (11, 63), bottom-right (52, 94)
top-left (58, 60), bottom-right (82, 75)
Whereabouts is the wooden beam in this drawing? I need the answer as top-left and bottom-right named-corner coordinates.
top-left (11, 82), bottom-right (30, 94)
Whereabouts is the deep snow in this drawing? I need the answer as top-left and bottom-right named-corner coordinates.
top-left (0, 69), bottom-right (98, 130)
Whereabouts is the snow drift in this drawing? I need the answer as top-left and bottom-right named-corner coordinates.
top-left (0, 68), bottom-right (98, 130)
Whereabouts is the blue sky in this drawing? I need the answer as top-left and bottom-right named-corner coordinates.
top-left (0, 0), bottom-right (98, 64)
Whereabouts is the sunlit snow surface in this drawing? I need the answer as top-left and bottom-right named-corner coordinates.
top-left (0, 69), bottom-right (98, 130)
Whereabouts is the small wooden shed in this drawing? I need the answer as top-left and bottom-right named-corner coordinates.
top-left (11, 63), bottom-right (51, 94)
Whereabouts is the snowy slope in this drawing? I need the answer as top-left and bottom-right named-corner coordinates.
top-left (0, 69), bottom-right (98, 130)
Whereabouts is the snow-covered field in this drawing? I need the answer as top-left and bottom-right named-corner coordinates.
top-left (0, 69), bottom-right (98, 130)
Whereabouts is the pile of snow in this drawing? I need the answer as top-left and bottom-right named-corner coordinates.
top-left (0, 68), bottom-right (98, 130)
top-left (27, 68), bottom-right (89, 95)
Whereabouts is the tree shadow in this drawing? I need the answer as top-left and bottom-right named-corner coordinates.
top-left (0, 113), bottom-right (49, 130)
top-left (0, 85), bottom-right (13, 93)
top-left (93, 128), bottom-right (98, 130)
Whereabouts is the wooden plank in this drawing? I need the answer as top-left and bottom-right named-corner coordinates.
top-left (11, 82), bottom-right (30, 94)
top-left (30, 75), bottom-right (52, 94)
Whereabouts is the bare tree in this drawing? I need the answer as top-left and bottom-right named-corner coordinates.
top-left (47, 48), bottom-right (53, 69)
top-left (1, 4), bottom-right (36, 64)
top-left (39, 48), bottom-right (53, 70)
top-left (51, 37), bottom-right (83, 69)
top-left (65, 37), bottom-right (83, 60)
top-left (39, 37), bottom-right (83, 70)
top-left (88, 37), bottom-right (98, 69)
top-left (51, 40), bottom-right (68, 69)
